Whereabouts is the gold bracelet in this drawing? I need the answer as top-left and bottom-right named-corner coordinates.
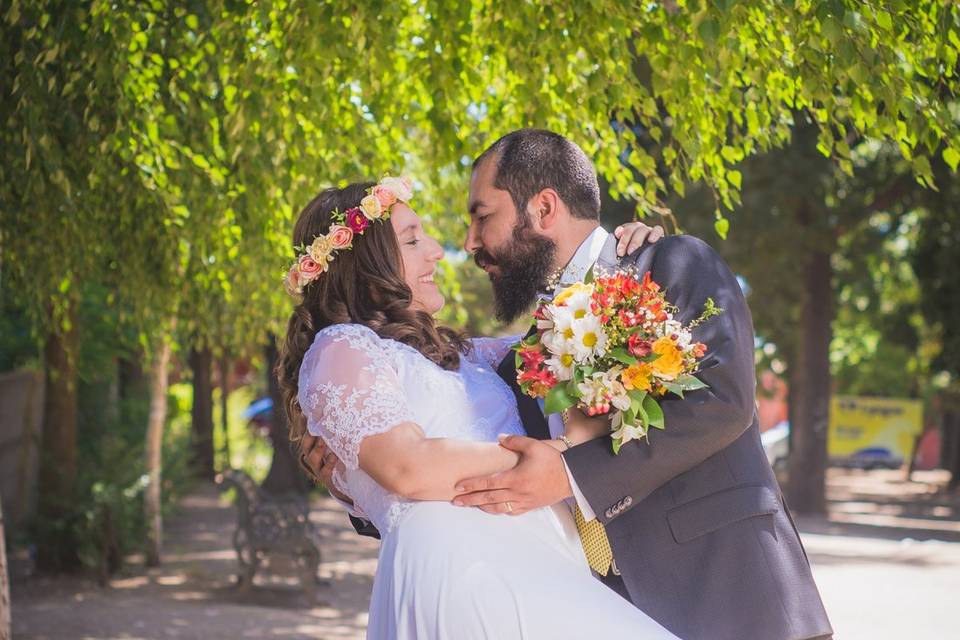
top-left (558, 435), bottom-right (576, 450)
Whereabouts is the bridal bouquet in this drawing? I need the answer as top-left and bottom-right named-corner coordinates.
top-left (515, 270), bottom-right (722, 453)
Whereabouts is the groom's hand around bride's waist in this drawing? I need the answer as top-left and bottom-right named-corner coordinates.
top-left (301, 433), bottom-right (354, 505)
top-left (452, 435), bottom-right (572, 515)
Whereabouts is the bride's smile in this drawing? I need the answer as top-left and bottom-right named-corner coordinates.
top-left (392, 203), bottom-right (446, 315)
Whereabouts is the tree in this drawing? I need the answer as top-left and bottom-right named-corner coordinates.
top-left (0, 0), bottom-right (177, 569)
top-left (667, 119), bottom-right (923, 513)
top-left (913, 154), bottom-right (960, 487)
top-left (3, 0), bottom-right (958, 560)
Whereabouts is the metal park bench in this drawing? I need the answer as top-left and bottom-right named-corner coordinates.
top-left (215, 469), bottom-right (322, 601)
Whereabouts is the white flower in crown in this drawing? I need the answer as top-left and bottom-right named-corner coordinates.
top-left (359, 194), bottom-right (384, 220)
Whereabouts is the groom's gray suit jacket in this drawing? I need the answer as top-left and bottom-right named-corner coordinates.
top-left (497, 234), bottom-right (832, 640)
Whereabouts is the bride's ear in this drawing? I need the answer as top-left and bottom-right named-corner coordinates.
top-left (529, 188), bottom-right (561, 231)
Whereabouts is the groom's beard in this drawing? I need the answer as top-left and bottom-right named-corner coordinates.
top-left (475, 223), bottom-right (557, 323)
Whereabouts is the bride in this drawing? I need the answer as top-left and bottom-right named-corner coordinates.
top-left (276, 177), bottom-right (678, 639)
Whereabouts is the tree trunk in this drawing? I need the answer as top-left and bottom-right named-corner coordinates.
top-left (260, 337), bottom-right (310, 497)
top-left (218, 352), bottom-right (231, 468)
top-left (189, 346), bottom-right (215, 480)
top-left (1, 498), bottom-right (10, 640)
top-left (786, 249), bottom-right (833, 515)
top-left (144, 333), bottom-right (173, 567)
top-left (35, 301), bottom-right (81, 572)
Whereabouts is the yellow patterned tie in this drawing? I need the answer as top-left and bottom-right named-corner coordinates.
top-left (574, 505), bottom-right (614, 576)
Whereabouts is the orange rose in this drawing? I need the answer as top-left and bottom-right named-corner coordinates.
top-left (650, 336), bottom-right (684, 380)
top-left (328, 225), bottom-right (354, 250)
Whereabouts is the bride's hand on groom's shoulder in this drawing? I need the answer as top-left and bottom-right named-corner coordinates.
top-left (452, 436), bottom-right (572, 516)
top-left (614, 220), bottom-right (665, 257)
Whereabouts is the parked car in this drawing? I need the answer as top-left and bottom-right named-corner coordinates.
top-left (761, 420), bottom-right (790, 471)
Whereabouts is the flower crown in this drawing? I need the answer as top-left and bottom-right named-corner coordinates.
top-left (284, 176), bottom-right (414, 296)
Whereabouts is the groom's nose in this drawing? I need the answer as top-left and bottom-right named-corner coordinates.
top-left (464, 223), bottom-right (480, 254)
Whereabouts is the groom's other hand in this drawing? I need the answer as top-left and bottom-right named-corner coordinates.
top-left (453, 436), bottom-right (571, 515)
top-left (301, 434), bottom-right (354, 505)
top-left (614, 221), bottom-right (665, 257)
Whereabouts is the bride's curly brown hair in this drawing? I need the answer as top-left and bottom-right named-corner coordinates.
top-left (276, 182), bottom-right (468, 471)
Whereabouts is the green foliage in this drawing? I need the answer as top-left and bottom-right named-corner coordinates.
top-left (4, 0), bottom-right (959, 350)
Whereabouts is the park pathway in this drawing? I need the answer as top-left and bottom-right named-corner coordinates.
top-left (11, 486), bottom-right (378, 639)
top-left (10, 470), bottom-right (960, 639)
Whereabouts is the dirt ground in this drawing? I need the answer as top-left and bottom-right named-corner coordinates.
top-left (9, 469), bottom-right (960, 639)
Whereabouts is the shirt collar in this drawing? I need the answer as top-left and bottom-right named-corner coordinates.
top-left (558, 226), bottom-right (609, 287)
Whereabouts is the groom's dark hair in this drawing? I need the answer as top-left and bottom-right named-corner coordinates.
top-left (473, 128), bottom-right (601, 222)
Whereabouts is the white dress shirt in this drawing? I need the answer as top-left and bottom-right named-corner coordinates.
top-left (542, 226), bottom-right (609, 522)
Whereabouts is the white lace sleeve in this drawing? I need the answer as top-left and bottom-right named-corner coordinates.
top-left (466, 334), bottom-right (524, 369)
top-left (298, 325), bottom-right (415, 471)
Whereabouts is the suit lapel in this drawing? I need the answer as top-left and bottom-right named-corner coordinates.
top-left (496, 328), bottom-right (551, 441)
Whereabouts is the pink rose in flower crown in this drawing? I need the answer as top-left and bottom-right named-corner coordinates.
top-left (345, 207), bottom-right (369, 234)
top-left (328, 224), bottom-right (354, 250)
top-left (371, 184), bottom-right (397, 209)
top-left (379, 176), bottom-right (413, 203)
top-left (298, 254), bottom-right (326, 285)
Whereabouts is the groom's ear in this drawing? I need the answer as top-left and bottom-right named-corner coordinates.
top-left (528, 188), bottom-right (562, 232)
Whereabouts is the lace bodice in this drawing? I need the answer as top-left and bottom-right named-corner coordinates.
top-left (298, 324), bottom-right (524, 533)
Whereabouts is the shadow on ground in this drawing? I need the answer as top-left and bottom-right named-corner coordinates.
top-left (11, 486), bottom-right (377, 639)
top-left (10, 469), bottom-right (960, 639)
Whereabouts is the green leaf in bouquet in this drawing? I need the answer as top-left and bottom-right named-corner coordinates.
top-left (611, 436), bottom-right (623, 455)
top-left (642, 395), bottom-right (665, 429)
top-left (544, 384), bottom-right (577, 415)
top-left (628, 388), bottom-right (647, 406)
top-left (573, 365), bottom-right (588, 385)
top-left (635, 398), bottom-right (649, 428)
top-left (522, 330), bottom-right (540, 346)
top-left (639, 352), bottom-right (662, 364)
top-left (584, 265), bottom-right (596, 284)
top-left (663, 381), bottom-right (686, 398)
top-left (675, 374), bottom-right (708, 391)
top-left (610, 347), bottom-right (638, 366)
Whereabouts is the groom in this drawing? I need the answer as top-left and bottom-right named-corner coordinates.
top-left (454, 129), bottom-right (832, 640)
top-left (305, 128), bottom-right (832, 640)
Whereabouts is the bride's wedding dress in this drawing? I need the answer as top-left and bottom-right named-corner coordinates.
top-left (300, 323), bottom-right (677, 639)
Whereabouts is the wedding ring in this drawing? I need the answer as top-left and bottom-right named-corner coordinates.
top-left (506, 501), bottom-right (514, 513)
